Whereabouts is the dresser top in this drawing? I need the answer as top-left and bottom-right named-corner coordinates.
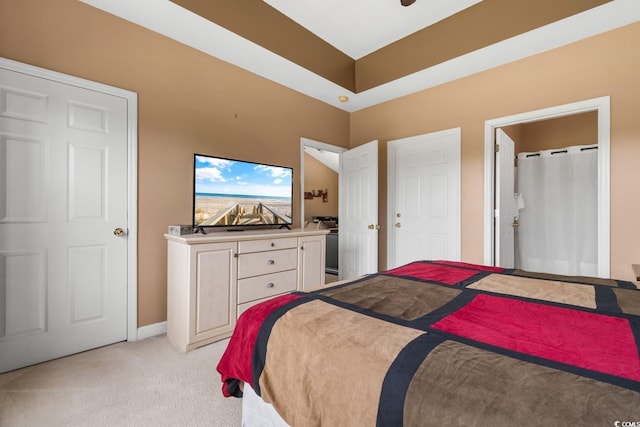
top-left (165, 227), bottom-right (329, 245)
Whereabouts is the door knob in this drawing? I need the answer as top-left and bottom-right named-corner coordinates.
top-left (114, 227), bottom-right (126, 236)
top-left (395, 223), bottom-right (401, 228)
top-left (368, 224), bottom-right (381, 230)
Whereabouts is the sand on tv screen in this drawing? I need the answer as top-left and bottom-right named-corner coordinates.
top-left (193, 154), bottom-right (293, 227)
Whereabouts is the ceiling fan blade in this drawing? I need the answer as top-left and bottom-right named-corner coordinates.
top-left (401, 0), bottom-right (416, 6)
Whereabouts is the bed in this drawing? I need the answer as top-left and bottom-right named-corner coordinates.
top-left (216, 260), bottom-right (640, 426)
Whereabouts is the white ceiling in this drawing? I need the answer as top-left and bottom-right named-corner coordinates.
top-left (263, 0), bottom-right (482, 59)
top-left (80, 0), bottom-right (640, 112)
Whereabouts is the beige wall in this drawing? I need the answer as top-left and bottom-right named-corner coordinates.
top-left (2, 1), bottom-right (639, 328)
top-left (502, 111), bottom-right (598, 153)
top-left (0, 0), bottom-right (349, 327)
top-left (303, 154), bottom-right (339, 222)
top-left (350, 22), bottom-right (640, 282)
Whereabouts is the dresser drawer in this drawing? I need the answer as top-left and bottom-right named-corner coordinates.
top-left (238, 248), bottom-right (298, 278)
top-left (238, 237), bottom-right (298, 254)
top-left (237, 269), bottom-right (297, 304)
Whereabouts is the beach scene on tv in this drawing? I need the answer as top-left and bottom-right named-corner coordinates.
top-left (193, 155), bottom-right (293, 227)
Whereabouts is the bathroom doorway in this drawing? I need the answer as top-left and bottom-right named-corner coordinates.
top-left (484, 96), bottom-right (610, 277)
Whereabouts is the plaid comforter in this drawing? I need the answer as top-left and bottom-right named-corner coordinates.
top-left (217, 261), bottom-right (640, 426)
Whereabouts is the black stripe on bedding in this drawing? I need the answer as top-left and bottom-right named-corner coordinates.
top-left (595, 286), bottom-right (623, 314)
top-left (411, 291), bottom-right (478, 330)
top-left (251, 295), bottom-right (311, 397)
top-left (617, 280), bottom-right (639, 289)
top-left (376, 334), bottom-right (446, 427)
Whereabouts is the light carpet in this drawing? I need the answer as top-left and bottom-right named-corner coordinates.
top-left (0, 335), bottom-right (242, 427)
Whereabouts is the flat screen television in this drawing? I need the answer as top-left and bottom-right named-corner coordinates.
top-left (193, 153), bottom-right (293, 230)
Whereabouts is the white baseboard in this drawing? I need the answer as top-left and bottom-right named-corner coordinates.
top-left (137, 321), bottom-right (167, 340)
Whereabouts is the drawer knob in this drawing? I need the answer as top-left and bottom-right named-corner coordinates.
top-left (267, 259), bottom-right (275, 265)
top-left (271, 242), bottom-right (275, 247)
top-left (266, 283), bottom-right (275, 288)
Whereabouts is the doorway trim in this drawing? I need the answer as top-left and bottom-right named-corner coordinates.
top-left (483, 96), bottom-right (610, 277)
top-left (299, 137), bottom-right (346, 226)
top-left (1, 57), bottom-right (139, 340)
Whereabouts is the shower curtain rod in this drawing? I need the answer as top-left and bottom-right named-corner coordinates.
top-left (524, 145), bottom-right (598, 158)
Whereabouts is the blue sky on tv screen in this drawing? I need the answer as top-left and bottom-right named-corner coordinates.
top-left (195, 155), bottom-right (292, 199)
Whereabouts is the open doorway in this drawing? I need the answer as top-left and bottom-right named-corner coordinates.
top-left (300, 138), bottom-right (345, 283)
top-left (498, 114), bottom-right (598, 275)
top-left (484, 96), bottom-right (610, 278)
top-left (300, 138), bottom-right (380, 281)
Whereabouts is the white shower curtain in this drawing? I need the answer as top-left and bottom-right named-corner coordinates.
top-left (516, 144), bottom-right (598, 276)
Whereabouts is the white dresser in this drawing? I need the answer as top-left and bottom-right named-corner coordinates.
top-left (165, 228), bottom-right (329, 351)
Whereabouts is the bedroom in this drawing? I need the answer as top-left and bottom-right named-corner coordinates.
top-left (1, 0), bottom-right (640, 424)
top-left (2, 0), bottom-right (639, 336)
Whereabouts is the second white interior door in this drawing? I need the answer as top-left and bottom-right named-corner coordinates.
top-left (389, 128), bottom-right (461, 268)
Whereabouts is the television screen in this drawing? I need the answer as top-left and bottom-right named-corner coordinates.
top-left (193, 154), bottom-right (293, 228)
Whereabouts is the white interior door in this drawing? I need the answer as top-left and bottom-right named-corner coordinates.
top-left (0, 65), bottom-right (130, 372)
top-left (388, 129), bottom-right (460, 268)
top-left (339, 140), bottom-right (378, 280)
top-left (495, 128), bottom-right (516, 268)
